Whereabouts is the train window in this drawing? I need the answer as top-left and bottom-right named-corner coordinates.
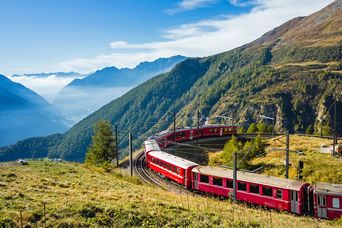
top-left (238, 182), bottom-right (246, 191)
top-left (213, 178), bottom-right (222, 186)
top-left (226, 179), bottom-right (233, 188)
top-left (209, 129), bottom-right (213, 133)
top-left (262, 187), bottom-right (273, 197)
top-left (200, 175), bottom-right (209, 183)
top-left (173, 166), bottom-right (177, 173)
top-left (332, 198), bottom-right (340, 208)
top-left (276, 190), bottom-right (282, 199)
top-left (250, 184), bottom-right (259, 194)
top-left (177, 168), bottom-right (181, 174)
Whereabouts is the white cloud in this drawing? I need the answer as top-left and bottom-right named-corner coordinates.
top-left (229, 0), bottom-right (256, 7)
top-left (60, 0), bottom-right (334, 73)
top-left (9, 74), bottom-right (83, 102)
top-left (167, 0), bottom-right (218, 14)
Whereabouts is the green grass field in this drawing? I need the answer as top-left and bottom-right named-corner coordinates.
top-left (209, 135), bottom-right (342, 184)
top-left (1, 160), bottom-right (341, 227)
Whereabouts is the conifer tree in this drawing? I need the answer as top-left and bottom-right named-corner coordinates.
top-left (86, 120), bottom-right (116, 166)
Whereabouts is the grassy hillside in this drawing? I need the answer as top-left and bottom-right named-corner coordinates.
top-left (0, 1), bottom-right (341, 162)
top-left (208, 135), bottom-right (342, 184)
top-left (0, 161), bottom-right (341, 227)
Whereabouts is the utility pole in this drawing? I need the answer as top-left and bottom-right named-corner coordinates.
top-left (129, 132), bottom-right (133, 176)
top-left (285, 131), bottom-right (290, 179)
top-left (332, 98), bottom-right (337, 156)
top-left (273, 110), bottom-right (275, 136)
top-left (297, 160), bottom-right (304, 181)
top-left (233, 152), bottom-right (237, 202)
top-left (173, 112), bottom-right (176, 155)
top-left (197, 110), bottom-right (200, 147)
top-left (115, 125), bottom-right (119, 167)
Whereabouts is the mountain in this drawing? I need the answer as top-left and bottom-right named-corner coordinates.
top-left (52, 55), bottom-right (186, 125)
top-left (0, 74), bottom-right (68, 146)
top-left (1, 0), bottom-right (341, 162)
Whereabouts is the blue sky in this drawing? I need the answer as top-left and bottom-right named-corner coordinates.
top-left (0, 0), bottom-right (333, 76)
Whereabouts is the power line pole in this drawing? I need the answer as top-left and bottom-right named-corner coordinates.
top-left (333, 98), bottom-right (337, 156)
top-left (173, 112), bottom-right (176, 155)
top-left (129, 132), bottom-right (133, 176)
top-left (285, 131), bottom-right (290, 179)
top-left (273, 110), bottom-right (275, 136)
top-left (115, 125), bottom-right (119, 167)
top-left (233, 152), bottom-right (237, 202)
top-left (197, 110), bottom-right (200, 147)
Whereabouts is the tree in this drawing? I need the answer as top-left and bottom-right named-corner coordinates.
top-left (221, 136), bottom-right (243, 166)
top-left (238, 126), bottom-right (246, 133)
top-left (305, 125), bottom-right (314, 135)
top-left (247, 123), bottom-right (257, 133)
top-left (256, 122), bottom-right (267, 133)
top-left (85, 120), bottom-right (116, 166)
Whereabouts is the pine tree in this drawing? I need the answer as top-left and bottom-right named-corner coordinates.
top-left (85, 120), bottom-right (116, 166)
top-left (256, 122), bottom-right (267, 133)
top-left (247, 123), bottom-right (257, 133)
top-left (221, 136), bottom-right (243, 166)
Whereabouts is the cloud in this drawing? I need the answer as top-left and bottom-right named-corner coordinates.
top-left (9, 74), bottom-right (83, 102)
top-left (60, 0), bottom-right (334, 73)
top-left (229, 0), bottom-right (256, 7)
top-left (167, 0), bottom-right (218, 14)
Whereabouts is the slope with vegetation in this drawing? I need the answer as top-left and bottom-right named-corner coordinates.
top-left (0, 161), bottom-right (341, 227)
top-left (209, 135), bottom-right (342, 184)
top-left (0, 1), bottom-right (341, 162)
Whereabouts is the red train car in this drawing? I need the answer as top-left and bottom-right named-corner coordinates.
top-left (314, 182), bottom-right (342, 219)
top-left (154, 125), bottom-right (238, 148)
top-left (146, 151), bottom-right (198, 188)
top-left (191, 166), bottom-right (312, 214)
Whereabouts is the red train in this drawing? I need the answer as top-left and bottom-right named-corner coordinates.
top-left (144, 125), bottom-right (342, 220)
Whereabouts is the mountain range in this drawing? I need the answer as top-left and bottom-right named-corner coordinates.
top-left (52, 55), bottom-right (186, 125)
top-left (0, 74), bottom-right (68, 146)
top-left (0, 0), bottom-right (341, 162)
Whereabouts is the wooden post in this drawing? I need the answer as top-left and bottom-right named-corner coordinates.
top-left (285, 131), bottom-right (290, 179)
top-left (115, 125), bottom-right (119, 167)
top-left (233, 152), bottom-right (237, 202)
top-left (129, 132), bottom-right (133, 176)
top-left (197, 110), bottom-right (200, 147)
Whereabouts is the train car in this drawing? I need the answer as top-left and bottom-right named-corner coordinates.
top-left (191, 166), bottom-right (312, 214)
top-left (202, 125), bottom-right (237, 137)
top-left (154, 125), bottom-right (238, 148)
top-left (314, 182), bottom-right (342, 219)
top-left (146, 150), bottom-right (198, 188)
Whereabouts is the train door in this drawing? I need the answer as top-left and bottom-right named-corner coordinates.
top-left (290, 191), bottom-right (299, 214)
top-left (303, 186), bottom-right (314, 215)
top-left (190, 130), bottom-right (193, 140)
top-left (317, 195), bottom-right (327, 218)
top-left (193, 173), bottom-right (199, 190)
top-left (219, 128), bottom-right (223, 136)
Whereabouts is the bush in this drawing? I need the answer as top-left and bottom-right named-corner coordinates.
top-left (0, 217), bottom-right (16, 228)
top-left (247, 123), bottom-right (258, 133)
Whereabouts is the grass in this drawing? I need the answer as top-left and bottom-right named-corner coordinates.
top-left (0, 160), bottom-right (341, 227)
top-left (251, 135), bottom-right (342, 184)
top-left (209, 135), bottom-right (342, 184)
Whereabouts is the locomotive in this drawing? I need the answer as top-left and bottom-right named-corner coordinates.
top-left (144, 125), bottom-right (342, 220)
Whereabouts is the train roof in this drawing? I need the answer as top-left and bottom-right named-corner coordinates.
top-left (192, 166), bottom-right (307, 191)
top-left (144, 140), bottom-right (161, 152)
top-left (315, 182), bottom-right (342, 196)
top-left (148, 151), bottom-right (199, 169)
